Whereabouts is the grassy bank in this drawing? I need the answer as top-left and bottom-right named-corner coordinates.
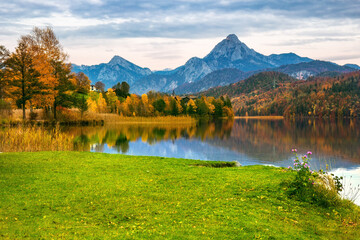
top-left (0, 152), bottom-right (359, 239)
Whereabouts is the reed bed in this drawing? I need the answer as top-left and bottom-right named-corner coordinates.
top-left (0, 125), bottom-right (74, 152)
top-left (5, 109), bottom-right (197, 125)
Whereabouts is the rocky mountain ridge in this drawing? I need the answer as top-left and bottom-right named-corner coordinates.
top-left (72, 34), bottom-right (358, 94)
top-left (72, 55), bottom-right (151, 89)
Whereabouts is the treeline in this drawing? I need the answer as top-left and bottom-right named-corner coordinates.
top-left (87, 89), bottom-right (233, 118)
top-left (0, 27), bottom-right (233, 121)
top-left (234, 71), bottom-right (360, 118)
top-left (0, 27), bottom-right (91, 120)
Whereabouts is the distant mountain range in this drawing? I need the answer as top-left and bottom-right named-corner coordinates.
top-left (72, 56), bottom-right (151, 89)
top-left (175, 60), bottom-right (355, 94)
top-left (344, 64), bottom-right (360, 70)
top-left (271, 60), bottom-right (355, 79)
top-left (71, 34), bottom-right (359, 94)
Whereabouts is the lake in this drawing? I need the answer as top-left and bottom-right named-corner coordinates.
top-left (65, 118), bottom-right (360, 205)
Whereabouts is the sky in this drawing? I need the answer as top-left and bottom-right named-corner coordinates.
top-left (1, 0), bottom-right (360, 70)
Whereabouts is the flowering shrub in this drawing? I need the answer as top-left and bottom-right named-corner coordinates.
top-left (288, 150), bottom-right (317, 190)
top-left (287, 149), bottom-right (343, 207)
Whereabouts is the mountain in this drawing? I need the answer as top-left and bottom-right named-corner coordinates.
top-left (344, 63), bottom-right (360, 70)
top-left (72, 56), bottom-right (152, 89)
top-left (177, 60), bottom-right (357, 95)
top-left (174, 68), bottom-right (250, 95)
top-left (202, 34), bottom-right (312, 72)
top-left (201, 71), bottom-right (297, 98)
top-left (71, 34), bottom-right (359, 95)
top-left (132, 34), bottom-right (312, 94)
top-left (272, 60), bottom-right (356, 79)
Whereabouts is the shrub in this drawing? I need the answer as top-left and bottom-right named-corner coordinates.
top-left (287, 149), bottom-right (343, 207)
top-left (29, 111), bottom-right (38, 120)
top-left (0, 99), bottom-right (12, 119)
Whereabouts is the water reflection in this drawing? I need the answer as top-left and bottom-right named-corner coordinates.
top-left (70, 120), bottom-right (233, 154)
top-left (68, 119), bottom-right (360, 168)
top-left (65, 119), bottom-right (360, 167)
top-left (206, 119), bottom-right (360, 168)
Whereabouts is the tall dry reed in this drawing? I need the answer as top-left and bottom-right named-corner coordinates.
top-left (0, 125), bottom-right (74, 152)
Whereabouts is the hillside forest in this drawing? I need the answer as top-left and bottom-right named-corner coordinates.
top-left (203, 71), bottom-right (360, 119)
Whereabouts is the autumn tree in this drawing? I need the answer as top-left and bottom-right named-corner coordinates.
top-left (0, 45), bottom-right (9, 99)
top-left (113, 81), bottom-right (130, 98)
top-left (75, 72), bottom-right (90, 94)
top-left (0, 46), bottom-right (11, 117)
top-left (95, 81), bottom-right (105, 92)
top-left (5, 36), bottom-right (45, 119)
top-left (187, 99), bottom-right (197, 114)
top-left (97, 93), bottom-right (107, 113)
top-left (106, 88), bottom-right (118, 113)
top-left (26, 27), bottom-right (72, 120)
top-left (87, 97), bottom-right (97, 113)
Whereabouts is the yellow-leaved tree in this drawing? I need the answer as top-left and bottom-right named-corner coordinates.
top-left (106, 88), bottom-right (117, 113)
top-left (97, 93), bottom-right (107, 113)
top-left (187, 99), bottom-right (197, 114)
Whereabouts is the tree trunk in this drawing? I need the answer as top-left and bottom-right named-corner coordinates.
top-left (54, 101), bottom-right (57, 120)
top-left (22, 103), bottom-right (25, 120)
top-left (21, 67), bottom-right (26, 120)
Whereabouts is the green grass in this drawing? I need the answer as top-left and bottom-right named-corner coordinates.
top-left (0, 152), bottom-right (359, 239)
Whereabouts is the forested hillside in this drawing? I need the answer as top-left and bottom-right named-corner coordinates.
top-left (202, 71), bottom-right (360, 118)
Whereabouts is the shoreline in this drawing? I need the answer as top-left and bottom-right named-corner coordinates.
top-left (234, 116), bottom-right (284, 120)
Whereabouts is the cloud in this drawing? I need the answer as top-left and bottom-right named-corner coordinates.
top-left (272, 37), bottom-right (354, 46)
top-left (1, 0), bottom-right (360, 68)
top-left (2, 1), bottom-right (359, 42)
top-left (326, 54), bottom-right (360, 61)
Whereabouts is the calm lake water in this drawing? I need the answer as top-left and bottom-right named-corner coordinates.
top-left (67, 118), bottom-right (360, 204)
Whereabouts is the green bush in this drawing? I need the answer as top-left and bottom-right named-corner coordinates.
top-left (287, 149), bottom-right (343, 207)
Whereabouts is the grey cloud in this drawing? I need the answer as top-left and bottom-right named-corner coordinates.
top-left (2, 0), bottom-right (360, 42)
top-left (66, 0), bottom-right (360, 20)
top-left (56, 10), bottom-right (297, 40)
top-left (327, 54), bottom-right (360, 61)
top-left (0, 0), bottom-right (62, 19)
top-left (5, 0), bottom-right (359, 25)
top-left (272, 37), bottom-right (354, 46)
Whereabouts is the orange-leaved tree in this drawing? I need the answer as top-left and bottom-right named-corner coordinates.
top-left (28, 27), bottom-right (74, 120)
top-left (5, 36), bottom-right (45, 119)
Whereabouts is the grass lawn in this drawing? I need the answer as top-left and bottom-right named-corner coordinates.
top-left (0, 152), bottom-right (359, 239)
